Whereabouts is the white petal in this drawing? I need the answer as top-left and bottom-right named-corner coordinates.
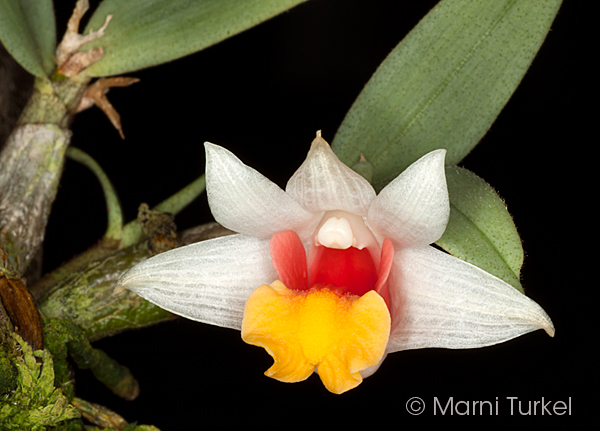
top-left (205, 143), bottom-right (319, 239)
top-left (286, 132), bottom-right (376, 216)
top-left (386, 246), bottom-right (554, 353)
top-left (368, 150), bottom-right (449, 248)
top-left (118, 234), bottom-right (276, 330)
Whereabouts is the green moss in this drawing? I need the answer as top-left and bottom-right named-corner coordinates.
top-left (42, 318), bottom-right (75, 400)
top-left (0, 333), bottom-right (80, 430)
top-left (0, 348), bottom-right (17, 395)
top-left (48, 417), bottom-right (86, 431)
top-left (43, 318), bottom-right (139, 400)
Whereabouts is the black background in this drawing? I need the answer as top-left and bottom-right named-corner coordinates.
top-left (43, 0), bottom-right (584, 427)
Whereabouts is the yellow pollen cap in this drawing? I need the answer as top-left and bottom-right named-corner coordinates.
top-left (241, 281), bottom-right (391, 394)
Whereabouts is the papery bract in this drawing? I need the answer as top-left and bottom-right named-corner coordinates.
top-left (119, 132), bottom-right (554, 394)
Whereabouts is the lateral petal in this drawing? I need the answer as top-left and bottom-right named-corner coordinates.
top-left (270, 230), bottom-right (308, 291)
top-left (205, 142), bottom-right (319, 240)
top-left (118, 234), bottom-right (276, 330)
top-left (286, 132), bottom-right (376, 216)
top-left (368, 150), bottom-right (449, 248)
top-left (386, 246), bottom-right (554, 353)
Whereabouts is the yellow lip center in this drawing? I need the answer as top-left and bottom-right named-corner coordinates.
top-left (241, 281), bottom-right (391, 394)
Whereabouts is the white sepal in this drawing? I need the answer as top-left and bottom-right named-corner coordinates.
top-left (368, 150), bottom-right (449, 248)
top-left (118, 234), bottom-right (276, 330)
top-left (286, 133), bottom-right (376, 216)
top-left (205, 143), bottom-right (318, 240)
top-left (386, 246), bottom-right (554, 353)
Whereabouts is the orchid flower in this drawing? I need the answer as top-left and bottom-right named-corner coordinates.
top-left (118, 132), bottom-right (554, 394)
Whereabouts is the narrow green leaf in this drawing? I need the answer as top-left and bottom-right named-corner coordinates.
top-left (437, 166), bottom-right (524, 292)
top-left (332, 0), bottom-right (561, 191)
top-left (81, 0), bottom-right (308, 77)
top-left (0, 0), bottom-right (56, 78)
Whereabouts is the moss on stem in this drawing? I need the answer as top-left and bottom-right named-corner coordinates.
top-left (43, 318), bottom-right (139, 401)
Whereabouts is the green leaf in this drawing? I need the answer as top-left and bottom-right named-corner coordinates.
top-left (437, 166), bottom-right (524, 292)
top-left (0, 0), bottom-right (56, 78)
top-left (81, 0), bottom-right (308, 77)
top-left (332, 0), bottom-right (561, 192)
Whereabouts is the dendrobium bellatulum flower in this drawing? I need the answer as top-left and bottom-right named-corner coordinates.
top-left (119, 132), bottom-right (554, 394)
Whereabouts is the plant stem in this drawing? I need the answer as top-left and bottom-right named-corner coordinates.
top-left (66, 147), bottom-right (123, 240)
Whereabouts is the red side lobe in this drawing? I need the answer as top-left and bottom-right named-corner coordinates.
top-left (374, 238), bottom-right (394, 307)
top-left (269, 230), bottom-right (308, 291)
